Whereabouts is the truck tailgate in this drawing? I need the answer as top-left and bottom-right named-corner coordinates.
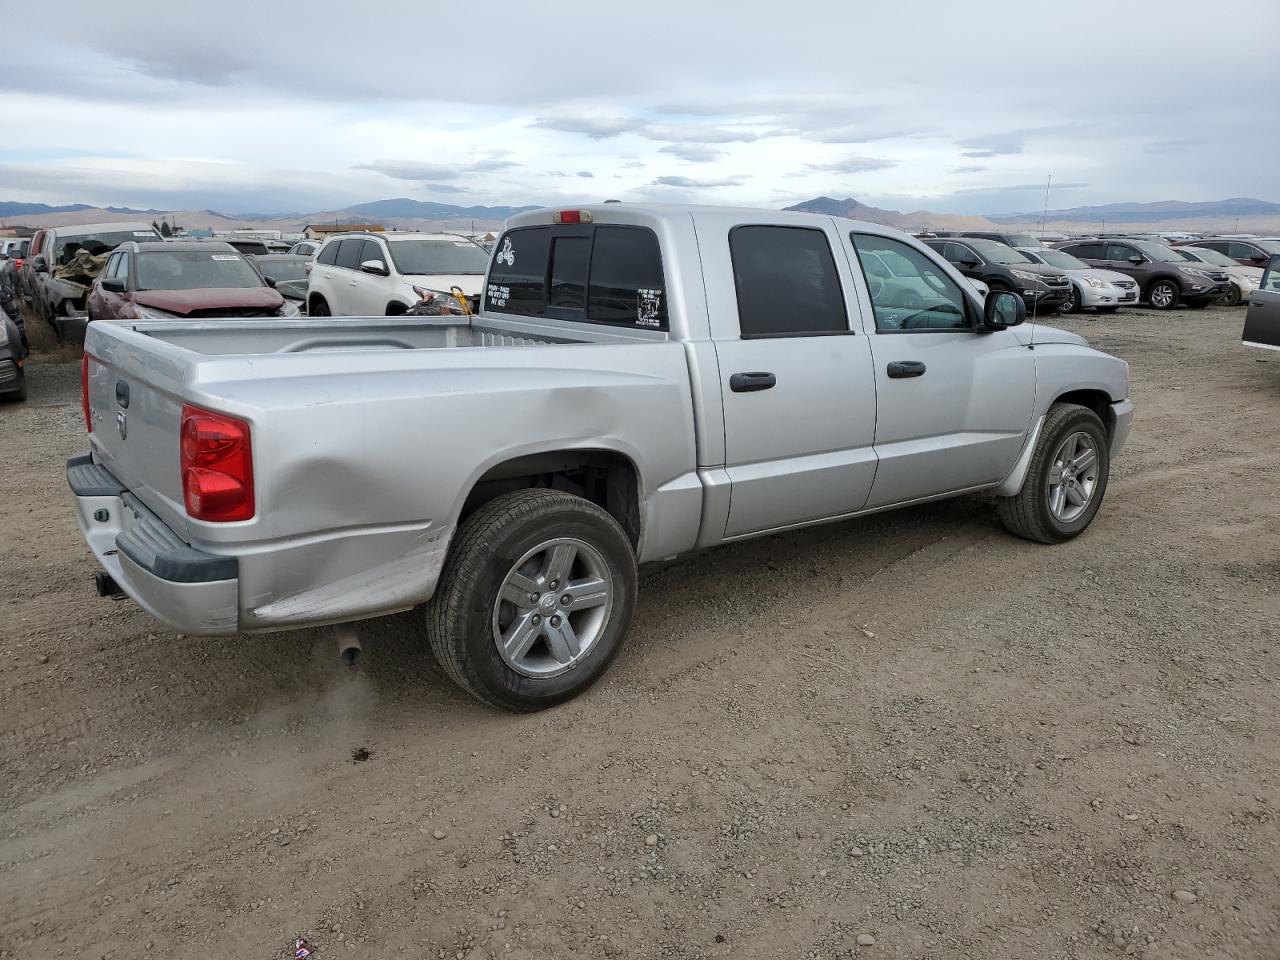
top-left (85, 332), bottom-right (191, 541)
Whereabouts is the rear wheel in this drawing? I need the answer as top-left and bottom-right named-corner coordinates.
top-left (997, 403), bottom-right (1111, 544)
top-left (427, 489), bottom-right (638, 711)
top-left (1146, 280), bottom-right (1179, 310)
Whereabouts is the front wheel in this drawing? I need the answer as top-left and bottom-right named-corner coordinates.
top-left (1221, 284), bottom-right (1242, 307)
top-left (427, 489), bottom-right (638, 711)
top-left (1059, 285), bottom-right (1082, 314)
top-left (309, 296), bottom-right (331, 316)
top-left (997, 403), bottom-right (1111, 544)
top-left (1146, 280), bottom-right (1179, 310)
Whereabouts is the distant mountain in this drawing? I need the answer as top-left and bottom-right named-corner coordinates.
top-left (0, 201), bottom-right (166, 219)
top-left (990, 197), bottom-right (1280, 224)
top-left (0, 201), bottom-right (95, 217)
top-left (784, 196), bottom-right (997, 231)
top-left (337, 198), bottom-right (539, 221)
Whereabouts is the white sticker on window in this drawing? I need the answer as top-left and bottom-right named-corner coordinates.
top-left (496, 236), bottom-right (515, 267)
top-left (637, 288), bottom-right (663, 326)
top-left (487, 283), bottom-right (510, 309)
top-left (211, 254), bottom-right (240, 261)
top-left (134, 231), bottom-right (156, 237)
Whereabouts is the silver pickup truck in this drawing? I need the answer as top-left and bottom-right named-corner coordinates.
top-left (69, 204), bottom-right (1132, 710)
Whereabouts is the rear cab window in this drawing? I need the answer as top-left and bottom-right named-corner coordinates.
top-left (485, 224), bottom-right (667, 331)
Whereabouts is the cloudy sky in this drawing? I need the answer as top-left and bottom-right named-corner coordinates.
top-left (4, 0), bottom-right (1277, 216)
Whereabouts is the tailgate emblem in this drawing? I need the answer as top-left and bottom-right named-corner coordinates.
top-left (116, 412), bottom-right (127, 439)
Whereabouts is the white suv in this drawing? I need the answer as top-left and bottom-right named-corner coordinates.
top-left (306, 232), bottom-right (491, 317)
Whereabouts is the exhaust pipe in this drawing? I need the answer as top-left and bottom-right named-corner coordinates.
top-left (95, 571), bottom-right (125, 599)
top-left (337, 630), bottom-right (362, 668)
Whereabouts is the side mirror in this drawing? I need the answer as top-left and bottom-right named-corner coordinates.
top-left (1128, 255), bottom-right (1144, 265)
top-left (980, 290), bottom-right (1026, 331)
top-left (264, 275), bottom-right (277, 288)
top-left (1252, 255), bottom-right (1269, 266)
top-left (100, 278), bottom-right (125, 293)
top-left (958, 258), bottom-right (980, 269)
top-left (360, 259), bottom-right (389, 276)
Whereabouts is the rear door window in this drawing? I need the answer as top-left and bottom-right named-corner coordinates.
top-left (316, 241), bottom-right (339, 266)
top-left (335, 238), bottom-right (364, 271)
top-left (729, 225), bottom-right (848, 338)
top-left (1067, 242), bottom-right (1103, 259)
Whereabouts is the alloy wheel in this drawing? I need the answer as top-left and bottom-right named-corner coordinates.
top-left (492, 537), bottom-right (614, 678)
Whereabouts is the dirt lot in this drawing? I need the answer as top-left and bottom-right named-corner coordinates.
top-left (2, 305), bottom-right (1278, 960)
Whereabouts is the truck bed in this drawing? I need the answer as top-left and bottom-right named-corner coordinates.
top-left (120, 314), bottom-right (655, 356)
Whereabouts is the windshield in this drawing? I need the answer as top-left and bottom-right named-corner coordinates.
top-left (1005, 233), bottom-right (1043, 248)
top-left (1180, 247), bottom-right (1236, 268)
top-left (386, 238), bottom-right (490, 275)
top-left (1034, 249), bottom-right (1088, 270)
top-left (55, 229), bottom-right (157, 265)
top-left (136, 251), bottom-right (267, 291)
top-left (967, 238), bottom-right (1035, 265)
top-left (1130, 240), bottom-right (1186, 263)
top-left (256, 259), bottom-right (309, 282)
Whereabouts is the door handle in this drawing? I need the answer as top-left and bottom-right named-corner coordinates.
top-left (730, 371), bottom-right (776, 393)
top-left (887, 361), bottom-right (927, 379)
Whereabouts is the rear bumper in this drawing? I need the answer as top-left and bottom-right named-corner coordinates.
top-left (67, 454), bottom-right (240, 635)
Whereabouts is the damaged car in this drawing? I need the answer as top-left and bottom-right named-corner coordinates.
top-left (249, 254), bottom-right (312, 311)
top-left (30, 222), bottom-right (161, 341)
top-left (86, 241), bottom-right (296, 325)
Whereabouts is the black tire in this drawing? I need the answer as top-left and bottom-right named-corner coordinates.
top-left (427, 489), bottom-right (638, 711)
top-left (309, 296), bottom-right (330, 316)
top-left (1059, 284), bottom-right (1082, 315)
top-left (1145, 279), bottom-right (1179, 310)
top-left (996, 403), bottom-right (1111, 545)
top-left (1222, 284), bottom-right (1242, 307)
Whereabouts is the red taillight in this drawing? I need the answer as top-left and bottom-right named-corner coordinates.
top-left (551, 210), bottom-right (592, 224)
top-left (180, 404), bottom-right (254, 522)
top-left (13, 258), bottom-right (23, 270)
top-left (81, 353), bottom-right (93, 432)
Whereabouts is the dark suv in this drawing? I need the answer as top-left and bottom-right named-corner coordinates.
top-left (932, 230), bottom-right (1046, 249)
top-left (923, 237), bottom-right (1071, 312)
top-left (1188, 237), bottom-right (1280, 268)
top-left (1055, 238), bottom-right (1229, 309)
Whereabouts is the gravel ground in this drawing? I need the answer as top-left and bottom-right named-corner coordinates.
top-left (1, 305), bottom-right (1278, 960)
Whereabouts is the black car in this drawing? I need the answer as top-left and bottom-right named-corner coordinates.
top-left (931, 230), bottom-right (1046, 249)
top-left (923, 237), bottom-right (1071, 313)
top-left (1055, 238), bottom-right (1230, 310)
